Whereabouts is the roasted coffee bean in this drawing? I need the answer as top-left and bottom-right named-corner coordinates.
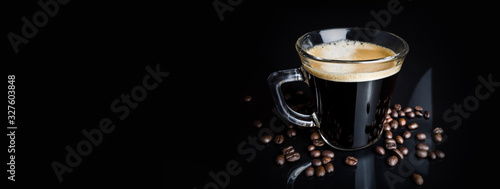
top-left (375, 146), bottom-right (385, 155)
top-left (407, 122), bottom-right (419, 130)
top-left (393, 104), bottom-right (402, 111)
top-left (321, 157), bottom-right (332, 164)
top-left (398, 118), bottom-right (406, 126)
top-left (385, 117), bottom-right (393, 124)
top-left (345, 156), bottom-right (358, 166)
top-left (416, 133), bottom-right (426, 140)
top-left (416, 150), bottom-right (428, 158)
top-left (285, 152), bottom-right (301, 162)
top-left (387, 155), bottom-right (398, 167)
top-left (312, 139), bottom-right (325, 147)
top-left (287, 128), bottom-right (297, 138)
top-left (398, 146), bottom-right (409, 156)
top-left (310, 131), bottom-right (320, 140)
top-left (404, 107), bottom-right (412, 113)
top-left (305, 166), bottom-right (314, 177)
top-left (416, 143), bottom-right (429, 151)
top-left (387, 108), bottom-right (392, 114)
top-left (414, 106), bottom-right (423, 111)
top-left (415, 111), bottom-right (423, 117)
top-left (402, 131), bottom-right (411, 139)
top-left (385, 130), bottom-right (393, 139)
top-left (407, 111), bottom-right (415, 118)
top-left (398, 110), bottom-right (405, 117)
top-left (274, 135), bottom-right (284, 144)
top-left (307, 145), bottom-right (316, 152)
top-left (435, 150), bottom-right (445, 159)
top-left (282, 146), bottom-right (295, 155)
top-left (315, 165), bottom-right (326, 177)
top-left (411, 173), bottom-right (424, 186)
top-left (392, 149), bottom-right (404, 159)
top-left (395, 135), bottom-right (404, 144)
top-left (244, 95), bottom-right (253, 102)
top-left (253, 120), bottom-right (263, 128)
top-left (383, 123), bottom-right (391, 131)
top-left (433, 127), bottom-right (444, 134)
top-left (385, 139), bottom-right (397, 150)
top-left (276, 155), bottom-right (285, 165)
top-left (261, 135), bottom-right (272, 144)
top-left (428, 151), bottom-right (436, 160)
top-left (433, 133), bottom-right (443, 142)
top-left (310, 150), bottom-right (321, 158)
top-left (322, 150), bottom-right (335, 158)
top-left (424, 110), bottom-right (430, 119)
top-left (391, 110), bottom-right (399, 118)
top-left (312, 159), bottom-right (322, 167)
top-left (325, 163), bottom-right (334, 173)
top-left (390, 120), bottom-right (399, 130)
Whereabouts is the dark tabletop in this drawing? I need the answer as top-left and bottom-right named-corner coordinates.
top-left (4, 0), bottom-right (495, 188)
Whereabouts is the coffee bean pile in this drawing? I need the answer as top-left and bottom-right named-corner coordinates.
top-left (375, 104), bottom-right (446, 186)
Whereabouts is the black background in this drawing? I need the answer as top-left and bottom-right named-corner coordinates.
top-left (3, 0), bottom-right (496, 188)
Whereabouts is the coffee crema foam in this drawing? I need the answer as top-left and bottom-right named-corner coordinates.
top-left (302, 40), bottom-right (402, 82)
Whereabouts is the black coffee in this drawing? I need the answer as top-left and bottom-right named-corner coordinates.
top-left (302, 40), bottom-right (400, 150)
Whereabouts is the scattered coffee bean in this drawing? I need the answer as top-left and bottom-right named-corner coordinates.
top-left (416, 143), bottom-right (429, 151)
top-left (305, 166), bottom-right (314, 177)
top-left (287, 128), bottom-right (297, 138)
top-left (276, 154), bottom-right (285, 165)
top-left (282, 146), bottom-right (295, 155)
top-left (310, 150), bottom-right (321, 158)
top-left (416, 133), bottom-right (426, 140)
top-left (407, 111), bottom-right (415, 118)
top-left (274, 135), bottom-right (284, 144)
top-left (386, 138), bottom-right (397, 150)
top-left (385, 117), bottom-right (393, 124)
top-left (387, 108), bottom-right (392, 115)
top-left (393, 148), bottom-right (404, 159)
top-left (345, 156), bottom-right (358, 166)
top-left (433, 127), bottom-right (444, 134)
top-left (383, 123), bottom-right (391, 131)
top-left (433, 133), bottom-right (443, 142)
top-left (375, 146), bottom-right (385, 155)
top-left (407, 122), bottom-right (419, 130)
top-left (310, 131), bottom-right (320, 140)
top-left (312, 139), bottom-right (325, 147)
top-left (322, 150), bottom-right (335, 158)
top-left (398, 110), bottom-right (405, 117)
top-left (435, 150), bottom-right (445, 159)
top-left (398, 146), bottom-right (408, 155)
top-left (394, 104), bottom-right (402, 111)
top-left (321, 157), bottom-right (332, 164)
top-left (411, 173), bottom-right (424, 186)
top-left (391, 110), bottom-right (399, 118)
top-left (395, 135), bottom-right (404, 144)
top-left (307, 145), bottom-right (315, 152)
top-left (424, 110), bottom-right (430, 119)
top-left (402, 131), bottom-right (411, 139)
top-left (404, 107), bottom-right (412, 113)
top-left (387, 155), bottom-right (398, 167)
top-left (261, 135), bottom-right (272, 144)
top-left (390, 120), bottom-right (399, 130)
top-left (414, 106), bottom-right (423, 111)
top-left (312, 159), bottom-right (322, 167)
top-left (315, 165), bottom-right (326, 177)
top-left (398, 118), bottom-right (406, 126)
top-left (385, 130), bottom-right (393, 139)
top-left (415, 111), bottom-right (423, 117)
top-left (428, 151), bottom-right (436, 160)
top-left (285, 152), bottom-right (301, 162)
top-left (325, 163), bottom-right (334, 173)
top-left (253, 120), bottom-right (262, 128)
top-left (416, 150), bottom-right (428, 158)
top-left (244, 95), bottom-right (253, 102)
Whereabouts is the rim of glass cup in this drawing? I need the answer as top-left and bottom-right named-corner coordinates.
top-left (295, 28), bottom-right (409, 64)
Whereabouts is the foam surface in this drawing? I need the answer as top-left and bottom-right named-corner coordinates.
top-left (303, 40), bottom-right (402, 82)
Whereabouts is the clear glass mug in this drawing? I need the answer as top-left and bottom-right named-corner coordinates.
top-left (268, 28), bottom-right (409, 150)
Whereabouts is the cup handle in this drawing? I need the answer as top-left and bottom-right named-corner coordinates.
top-left (267, 68), bottom-right (317, 127)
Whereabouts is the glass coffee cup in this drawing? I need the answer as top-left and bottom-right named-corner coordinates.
top-left (268, 28), bottom-right (409, 150)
